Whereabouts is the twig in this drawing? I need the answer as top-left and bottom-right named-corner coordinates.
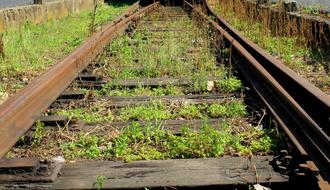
top-left (84, 124), bottom-right (106, 137)
top-left (256, 109), bottom-right (266, 128)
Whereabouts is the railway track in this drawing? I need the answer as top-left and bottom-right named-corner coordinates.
top-left (0, 0), bottom-right (329, 189)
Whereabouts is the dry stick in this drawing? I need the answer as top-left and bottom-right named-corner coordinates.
top-left (57, 122), bottom-right (77, 142)
top-left (18, 25), bottom-right (28, 60)
top-left (251, 153), bottom-right (260, 185)
top-left (84, 124), bottom-right (106, 137)
top-left (0, 33), bottom-right (5, 60)
top-left (228, 39), bottom-right (234, 78)
top-left (256, 109), bottom-right (266, 128)
top-left (89, 0), bottom-right (100, 34)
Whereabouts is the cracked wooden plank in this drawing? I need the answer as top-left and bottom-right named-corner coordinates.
top-left (51, 156), bottom-right (289, 189)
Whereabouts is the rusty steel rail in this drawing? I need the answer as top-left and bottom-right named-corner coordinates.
top-left (0, 1), bottom-right (160, 158)
top-left (184, 0), bottom-right (330, 187)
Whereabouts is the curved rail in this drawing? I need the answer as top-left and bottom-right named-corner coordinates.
top-left (186, 0), bottom-right (330, 186)
top-left (0, 1), bottom-right (160, 158)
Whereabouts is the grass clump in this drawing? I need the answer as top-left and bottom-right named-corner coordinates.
top-left (33, 120), bottom-right (45, 145)
top-left (61, 123), bottom-right (282, 161)
top-left (178, 104), bottom-right (206, 119)
top-left (118, 101), bottom-right (172, 121)
top-left (58, 105), bottom-right (113, 123)
top-left (100, 85), bottom-right (184, 97)
top-left (207, 101), bottom-right (247, 118)
top-left (62, 134), bottom-right (108, 159)
top-left (216, 77), bottom-right (242, 92)
top-left (118, 101), bottom-right (247, 121)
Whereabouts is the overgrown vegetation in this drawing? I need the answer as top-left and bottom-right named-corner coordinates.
top-left (33, 120), bottom-right (45, 145)
top-left (99, 85), bottom-right (185, 97)
top-left (93, 175), bottom-right (107, 190)
top-left (61, 123), bottom-right (283, 161)
top-left (302, 4), bottom-right (330, 18)
top-left (58, 103), bottom-right (114, 123)
top-left (0, 1), bottom-right (134, 95)
top-left (56, 100), bottom-right (246, 123)
top-left (209, 0), bottom-right (330, 93)
top-left (97, 15), bottom-right (225, 81)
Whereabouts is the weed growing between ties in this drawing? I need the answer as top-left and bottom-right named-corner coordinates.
top-left (54, 100), bottom-right (247, 123)
top-left (96, 15), bottom-right (228, 81)
top-left (209, 0), bottom-right (330, 93)
top-left (59, 122), bottom-right (284, 161)
top-left (117, 101), bottom-right (246, 121)
top-left (57, 103), bottom-right (114, 123)
top-left (94, 75), bottom-right (242, 96)
top-left (99, 85), bottom-right (185, 97)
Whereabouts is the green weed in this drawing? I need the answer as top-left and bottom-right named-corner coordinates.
top-left (113, 123), bottom-right (277, 160)
top-left (118, 101), bottom-right (247, 122)
top-left (58, 106), bottom-right (113, 123)
top-left (100, 85), bottom-right (184, 97)
top-left (33, 120), bottom-right (44, 145)
top-left (207, 101), bottom-right (247, 118)
top-left (178, 104), bottom-right (206, 119)
top-left (216, 77), bottom-right (242, 92)
top-left (62, 134), bottom-right (105, 159)
top-left (118, 101), bottom-right (172, 121)
top-left (93, 175), bottom-right (107, 190)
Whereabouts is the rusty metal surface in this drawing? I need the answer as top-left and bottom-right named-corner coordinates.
top-left (0, 1), bottom-right (159, 158)
top-left (184, 0), bottom-right (330, 187)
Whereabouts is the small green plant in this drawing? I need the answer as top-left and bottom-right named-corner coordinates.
top-left (303, 4), bottom-right (323, 15)
top-left (89, 0), bottom-right (101, 34)
top-left (62, 134), bottom-right (105, 159)
top-left (216, 77), bottom-right (242, 92)
top-left (58, 106), bottom-right (113, 123)
top-left (207, 101), bottom-right (247, 118)
top-left (33, 120), bottom-right (44, 145)
top-left (93, 175), bottom-right (107, 190)
top-left (178, 104), bottom-right (206, 119)
top-left (118, 101), bottom-right (172, 121)
top-left (207, 104), bottom-right (227, 117)
top-left (100, 86), bottom-right (184, 97)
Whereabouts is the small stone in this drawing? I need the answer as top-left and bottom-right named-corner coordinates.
top-left (52, 156), bottom-right (66, 163)
top-left (22, 77), bottom-right (29, 82)
top-left (207, 81), bottom-right (214, 91)
top-left (99, 146), bottom-right (107, 151)
top-left (253, 184), bottom-right (271, 190)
